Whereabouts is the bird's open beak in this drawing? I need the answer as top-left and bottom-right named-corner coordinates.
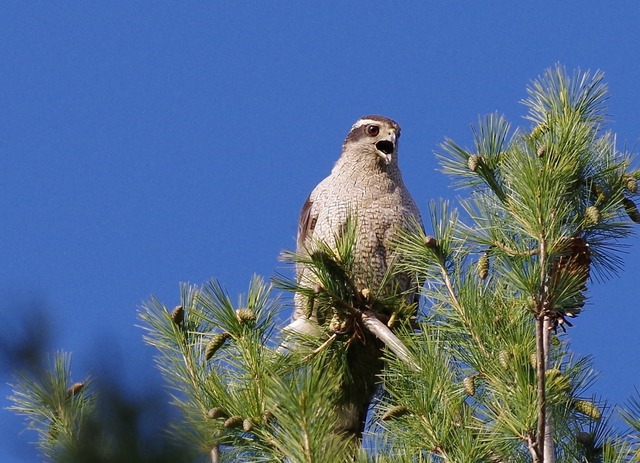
top-left (375, 132), bottom-right (397, 165)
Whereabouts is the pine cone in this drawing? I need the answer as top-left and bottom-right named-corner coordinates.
top-left (554, 236), bottom-right (591, 290)
top-left (623, 198), bottom-right (640, 223)
top-left (66, 382), bottom-right (85, 398)
top-left (624, 175), bottom-right (638, 194)
top-left (207, 407), bottom-right (227, 419)
top-left (477, 252), bottom-right (489, 280)
top-left (498, 350), bottom-right (512, 369)
top-left (242, 418), bottom-right (254, 432)
top-left (585, 206), bottom-right (600, 225)
top-left (236, 308), bottom-right (257, 324)
top-left (206, 333), bottom-right (230, 360)
top-left (171, 305), bottom-right (184, 325)
top-left (468, 155), bottom-right (481, 172)
top-left (224, 416), bottom-right (244, 429)
top-left (423, 235), bottom-right (437, 248)
top-left (463, 376), bottom-right (476, 396)
top-left (381, 405), bottom-right (410, 421)
top-left (573, 399), bottom-right (601, 420)
top-left (576, 431), bottom-right (595, 446)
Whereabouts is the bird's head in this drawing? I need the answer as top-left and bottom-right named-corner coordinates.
top-left (342, 115), bottom-right (400, 167)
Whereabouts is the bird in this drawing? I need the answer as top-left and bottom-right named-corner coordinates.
top-left (287, 115), bottom-right (423, 439)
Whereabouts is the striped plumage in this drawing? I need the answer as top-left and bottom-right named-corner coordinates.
top-left (290, 115), bottom-right (422, 438)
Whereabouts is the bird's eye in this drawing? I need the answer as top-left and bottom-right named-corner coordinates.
top-left (366, 125), bottom-right (379, 136)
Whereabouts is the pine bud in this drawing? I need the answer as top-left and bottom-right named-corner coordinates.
top-left (536, 145), bottom-right (546, 158)
top-left (468, 155), bottom-right (481, 172)
top-left (585, 206), bottom-right (600, 224)
top-left (223, 416), bottom-right (244, 429)
top-left (236, 308), bottom-right (257, 324)
top-left (66, 382), bottom-right (85, 398)
top-left (573, 400), bottom-right (602, 420)
top-left (242, 418), bottom-right (254, 432)
top-left (206, 333), bottom-right (230, 360)
top-left (624, 175), bottom-right (638, 194)
top-left (477, 253), bottom-right (489, 280)
top-left (463, 376), bottom-right (476, 396)
top-left (381, 405), bottom-right (410, 421)
top-left (423, 235), bottom-right (437, 248)
top-left (623, 198), bottom-right (640, 223)
top-left (171, 305), bottom-right (184, 325)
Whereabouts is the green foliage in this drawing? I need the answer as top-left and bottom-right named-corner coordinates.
top-left (276, 215), bottom-right (416, 326)
top-left (139, 275), bottom-right (359, 462)
top-left (276, 215), bottom-right (363, 321)
top-left (7, 352), bottom-right (194, 463)
top-left (261, 353), bottom-right (355, 462)
top-left (389, 64), bottom-right (638, 461)
top-left (7, 352), bottom-right (93, 460)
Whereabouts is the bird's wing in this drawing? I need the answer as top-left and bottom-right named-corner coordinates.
top-left (289, 189), bottom-right (321, 322)
top-left (297, 192), bottom-right (317, 250)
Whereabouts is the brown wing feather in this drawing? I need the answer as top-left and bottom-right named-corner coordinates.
top-left (297, 193), bottom-right (316, 249)
top-left (296, 193), bottom-right (317, 282)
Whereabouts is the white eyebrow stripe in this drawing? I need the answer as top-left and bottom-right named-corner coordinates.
top-left (351, 119), bottom-right (380, 130)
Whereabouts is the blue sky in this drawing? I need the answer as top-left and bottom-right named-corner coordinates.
top-left (2, 2), bottom-right (640, 461)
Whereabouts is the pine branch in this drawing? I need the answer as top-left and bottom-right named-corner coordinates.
top-left (409, 64), bottom-right (638, 461)
top-left (6, 351), bottom-right (94, 461)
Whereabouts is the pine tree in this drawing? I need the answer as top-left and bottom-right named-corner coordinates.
top-left (427, 64), bottom-right (636, 462)
top-left (8, 65), bottom-right (640, 462)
